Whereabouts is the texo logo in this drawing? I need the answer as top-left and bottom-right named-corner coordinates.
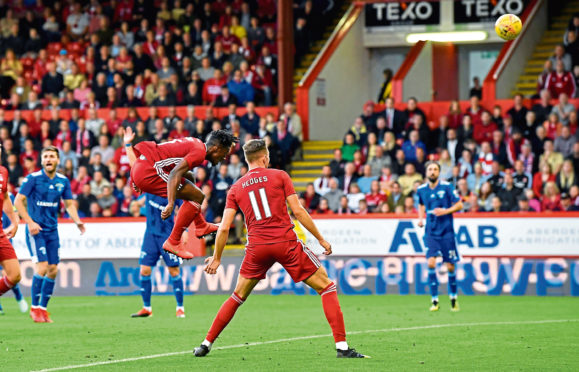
top-left (373, 2), bottom-right (433, 21)
top-left (460, 0), bottom-right (524, 17)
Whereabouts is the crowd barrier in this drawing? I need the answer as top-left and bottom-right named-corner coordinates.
top-left (8, 214), bottom-right (579, 297)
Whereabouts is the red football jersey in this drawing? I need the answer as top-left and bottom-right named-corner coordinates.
top-left (226, 168), bottom-right (297, 245)
top-left (134, 137), bottom-right (206, 172)
top-left (0, 166), bottom-right (8, 233)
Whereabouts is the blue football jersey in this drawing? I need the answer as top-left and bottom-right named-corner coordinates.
top-left (144, 194), bottom-right (182, 237)
top-left (2, 193), bottom-right (15, 229)
top-left (417, 180), bottom-right (460, 237)
top-left (19, 170), bottom-right (73, 231)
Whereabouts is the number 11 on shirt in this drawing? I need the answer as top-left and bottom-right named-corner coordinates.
top-left (248, 188), bottom-right (271, 221)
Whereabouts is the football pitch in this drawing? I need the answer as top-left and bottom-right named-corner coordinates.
top-left (1, 295), bottom-right (578, 371)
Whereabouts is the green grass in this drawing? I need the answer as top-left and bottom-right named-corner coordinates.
top-left (1, 295), bottom-right (578, 371)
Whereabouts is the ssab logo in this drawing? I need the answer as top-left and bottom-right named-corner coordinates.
top-left (389, 222), bottom-right (499, 253)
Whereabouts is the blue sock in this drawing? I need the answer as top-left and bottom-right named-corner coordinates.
top-left (171, 274), bottom-right (184, 307)
top-left (140, 276), bottom-right (152, 308)
top-left (12, 284), bottom-right (23, 301)
top-left (40, 277), bottom-right (55, 308)
top-left (428, 267), bottom-right (439, 301)
top-left (448, 271), bottom-right (457, 299)
top-left (31, 274), bottom-right (44, 307)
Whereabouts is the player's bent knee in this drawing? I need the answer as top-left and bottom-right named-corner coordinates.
top-left (140, 266), bottom-right (152, 276)
top-left (47, 265), bottom-right (58, 278)
top-left (9, 271), bottom-right (21, 284)
top-left (36, 262), bottom-right (48, 276)
top-left (168, 267), bottom-right (180, 276)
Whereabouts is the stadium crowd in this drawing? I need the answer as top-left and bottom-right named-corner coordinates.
top-left (304, 95), bottom-right (579, 215)
top-left (0, 0), bottom-right (313, 225)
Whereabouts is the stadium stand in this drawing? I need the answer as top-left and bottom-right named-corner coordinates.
top-left (0, 0), bottom-right (338, 227)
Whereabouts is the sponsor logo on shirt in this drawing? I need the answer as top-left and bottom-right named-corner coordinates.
top-left (36, 201), bottom-right (59, 207)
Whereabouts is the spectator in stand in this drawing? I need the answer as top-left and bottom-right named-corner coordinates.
top-left (561, 192), bottom-right (579, 211)
top-left (507, 94), bottom-right (528, 131)
top-left (478, 142), bottom-right (495, 176)
top-left (549, 45), bottom-right (572, 72)
top-left (540, 140), bottom-right (564, 174)
top-left (506, 129), bottom-right (530, 167)
top-left (341, 133), bottom-right (360, 162)
top-left (377, 69), bottom-right (393, 104)
top-left (382, 97), bottom-right (406, 135)
top-left (336, 195), bottom-right (352, 215)
top-left (357, 165), bottom-right (377, 194)
top-left (228, 69), bottom-right (254, 105)
top-left (532, 89), bottom-right (553, 125)
top-left (536, 60), bottom-right (553, 96)
top-left (473, 111), bottom-right (497, 145)
top-left (486, 161), bottom-right (506, 193)
top-left (90, 135), bottom-right (115, 166)
top-left (338, 162), bottom-right (358, 194)
top-left (477, 181), bottom-right (495, 212)
top-left (541, 181), bottom-right (563, 211)
top-left (40, 61), bottom-right (64, 99)
top-left (513, 160), bottom-right (533, 190)
top-left (299, 183), bottom-right (321, 213)
top-left (497, 172), bottom-right (521, 211)
top-left (554, 125), bottom-right (575, 158)
top-left (313, 165), bottom-right (334, 196)
top-left (469, 76), bottom-right (482, 99)
top-left (398, 163), bottom-right (422, 196)
top-left (546, 60), bottom-right (576, 98)
top-left (323, 178), bottom-right (343, 212)
top-left (467, 163), bottom-right (487, 194)
top-left (457, 114), bottom-right (474, 143)
top-left (280, 102), bottom-right (303, 143)
top-left (346, 183), bottom-right (365, 213)
top-left (97, 185), bottom-right (118, 217)
top-left (490, 130), bottom-right (508, 167)
top-left (551, 93), bottom-right (575, 126)
top-left (466, 95), bottom-right (485, 127)
top-left (533, 162), bottom-right (556, 198)
top-left (401, 97), bottom-right (426, 138)
top-left (447, 100), bottom-right (463, 130)
top-left (402, 130), bottom-right (426, 163)
top-left (368, 145), bottom-right (391, 177)
top-left (329, 148), bottom-right (345, 178)
top-left (272, 120), bottom-right (295, 167)
top-left (556, 159), bottom-right (577, 194)
top-left (202, 69), bottom-right (227, 105)
top-left (365, 180), bottom-right (387, 212)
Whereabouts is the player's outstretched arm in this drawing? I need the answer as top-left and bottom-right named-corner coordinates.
top-left (204, 208), bottom-right (236, 274)
top-left (14, 193), bottom-right (42, 235)
top-left (286, 194), bottom-right (332, 255)
top-left (162, 160), bottom-right (190, 220)
top-left (417, 204), bottom-right (425, 228)
top-left (433, 200), bottom-right (463, 216)
top-left (122, 127), bottom-right (137, 166)
top-left (64, 199), bottom-right (86, 234)
top-left (2, 191), bottom-right (19, 239)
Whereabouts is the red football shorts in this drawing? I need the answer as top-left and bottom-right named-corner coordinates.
top-left (0, 233), bottom-right (17, 261)
top-left (130, 159), bottom-right (186, 198)
top-left (240, 240), bottom-right (321, 283)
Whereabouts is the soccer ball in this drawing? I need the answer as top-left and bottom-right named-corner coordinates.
top-left (495, 14), bottom-right (523, 41)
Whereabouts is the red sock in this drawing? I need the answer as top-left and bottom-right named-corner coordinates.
top-left (206, 292), bottom-right (245, 343)
top-left (319, 283), bottom-right (346, 343)
top-left (168, 201), bottom-right (201, 244)
top-left (0, 276), bottom-right (14, 296)
top-left (193, 209), bottom-right (209, 228)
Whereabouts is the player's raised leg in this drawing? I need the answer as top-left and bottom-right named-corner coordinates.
top-left (194, 274), bottom-right (259, 357)
top-left (131, 265), bottom-right (153, 318)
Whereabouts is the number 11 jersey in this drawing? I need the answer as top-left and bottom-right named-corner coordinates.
top-left (225, 167), bottom-right (298, 245)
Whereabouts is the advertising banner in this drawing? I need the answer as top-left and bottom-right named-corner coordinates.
top-left (9, 257), bottom-right (579, 297)
top-left (12, 216), bottom-right (579, 260)
top-left (454, 0), bottom-right (531, 24)
top-left (365, 2), bottom-right (440, 27)
top-left (302, 217), bottom-right (579, 257)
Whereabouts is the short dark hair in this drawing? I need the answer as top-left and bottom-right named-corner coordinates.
top-left (41, 145), bottom-right (60, 158)
top-left (425, 160), bottom-right (440, 171)
top-left (243, 139), bottom-right (267, 163)
top-left (206, 130), bottom-right (239, 149)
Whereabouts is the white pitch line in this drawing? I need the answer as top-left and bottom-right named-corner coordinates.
top-left (31, 319), bottom-right (579, 372)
